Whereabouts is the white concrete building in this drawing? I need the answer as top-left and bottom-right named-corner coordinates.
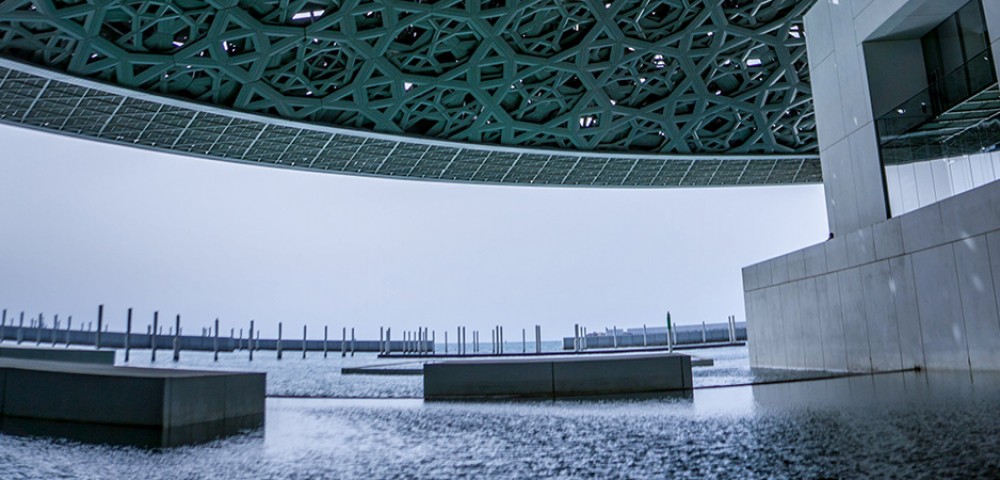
top-left (744, 0), bottom-right (1000, 372)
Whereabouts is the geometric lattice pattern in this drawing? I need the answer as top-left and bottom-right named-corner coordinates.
top-left (0, 0), bottom-right (822, 186)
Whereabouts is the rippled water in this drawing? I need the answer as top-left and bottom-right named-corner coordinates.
top-left (3, 370), bottom-right (1000, 478)
top-left (107, 344), bottom-right (821, 398)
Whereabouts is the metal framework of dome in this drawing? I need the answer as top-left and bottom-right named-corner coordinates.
top-left (0, 0), bottom-right (821, 186)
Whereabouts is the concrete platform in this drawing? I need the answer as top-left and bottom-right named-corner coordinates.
top-left (0, 358), bottom-right (265, 447)
top-left (424, 351), bottom-right (693, 399)
top-left (0, 345), bottom-right (115, 365)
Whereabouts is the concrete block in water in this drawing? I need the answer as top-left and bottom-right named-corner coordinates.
top-left (0, 358), bottom-right (265, 447)
top-left (424, 352), bottom-right (693, 399)
top-left (0, 345), bottom-right (114, 365)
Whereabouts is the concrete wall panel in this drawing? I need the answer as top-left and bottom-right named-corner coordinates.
top-left (742, 266), bottom-right (758, 292)
top-left (953, 235), bottom-right (1000, 370)
top-left (912, 244), bottom-right (970, 370)
top-left (757, 259), bottom-right (773, 289)
top-left (873, 217), bottom-right (904, 260)
top-left (889, 255), bottom-right (926, 370)
top-left (780, 282), bottom-right (805, 369)
top-left (846, 225), bottom-right (876, 267)
top-left (940, 182), bottom-right (1000, 244)
top-left (901, 203), bottom-right (944, 253)
top-left (788, 250), bottom-right (806, 281)
top-left (798, 278), bottom-right (825, 370)
top-left (772, 255), bottom-right (790, 285)
top-left (804, 0), bottom-right (835, 66)
top-left (838, 268), bottom-right (873, 372)
top-left (825, 234), bottom-right (849, 271)
top-left (804, 243), bottom-right (828, 277)
top-left (745, 291), bottom-right (759, 366)
top-left (817, 272), bottom-right (848, 371)
top-left (837, 268), bottom-right (872, 372)
top-left (860, 261), bottom-right (903, 371)
top-left (809, 48), bottom-right (845, 151)
top-left (765, 285), bottom-right (787, 368)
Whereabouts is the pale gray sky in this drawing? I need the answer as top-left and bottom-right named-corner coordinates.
top-left (0, 123), bottom-right (828, 340)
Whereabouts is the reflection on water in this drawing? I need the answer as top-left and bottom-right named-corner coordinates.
top-left (110, 345), bottom-right (835, 398)
top-left (2, 370), bottom-right (1000, 478)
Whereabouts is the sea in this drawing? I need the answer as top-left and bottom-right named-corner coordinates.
top-left (1, 344), bottom-right (999, 478)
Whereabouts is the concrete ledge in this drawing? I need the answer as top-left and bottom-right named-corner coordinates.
top-left (0, 345), bottom-right (114, 365)
top-left (424, 352), bottom-right (693, 399)
top-left (0, 358), bottom-right (265, 447)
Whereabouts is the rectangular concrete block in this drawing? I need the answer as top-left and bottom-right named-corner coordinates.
top-left (953, 235), bottom-right (1000, 370)
top-left (803, 243), bottom-right (828, 277)
top-left (0, 346), bottom-right (115, 365)
top-left (846, 225), bottom-right (876, 268)
top-left (3, 368), bottom-right (164, 426)
top-left (889, 255), bottom-right (926, 370)
top-left (816, 272), bottom-right (847, 371)
top-left (873, 217), bottom-right (904, 260)
top-left (912, 244), bottom-right (970, 370)
top-left (859, 260), bottom-right (903, 371)
top-left (551, 355), bottom-right (691, 396)
top-left (838, 268), bottom-right (873, 372)
top-left (0, 359), bottom-right (265, 446)
top-left (424, 353), bottom-right (694, 399)
top-left (424, 361), bottom-right (552, 398)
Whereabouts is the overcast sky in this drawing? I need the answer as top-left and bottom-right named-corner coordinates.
top-left (0, 123), bottom-right (828, 340)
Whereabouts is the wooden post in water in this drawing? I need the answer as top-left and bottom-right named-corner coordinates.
top-left (666, 311), bottom-right (673, 353)
top-left (151, 312), bottom-right (159, 362)
top-left (444, 331), bottom-right (448, 354)
top-left (173, 315), bottom-right (181, 362)
top-left (341, 327), bottom-right (346, 357)
top-left (522, 328), bottom-right (526, 353)
top-left (51, 314), bottom-right (58, 346)
top-left (643, 324), bottom-right (648, 347)
top-left (385, 328), bottom-right (391, 355)
top-left (351, 327), bottom-right (355, 357)
top-left (238, 328), bottom-right (243, 351)
top-left (124, 309), bottom-right (132, 362)
top-left (324, 325), bottom-right (329, 358)
top-left (535, 325), bottom-right (541, 353)
top-left (613, 325), bottom-right (618, 349)
top-left (213, 318), bottom-right (219, 362)
top-left (0, 308), bottom-right (5, 343)
top-left (277, 322), bottom-right (283, 360)
top-left (248, 320), bottom-right (255, 361)
top-left (95, 305), bottom-right (103, 349)
top-left (302, 325), bottom-right (307, 359)
top-left (702, 321), bottom-right (707, 344)
top-left (65, 315), bottom-right (71, 347)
